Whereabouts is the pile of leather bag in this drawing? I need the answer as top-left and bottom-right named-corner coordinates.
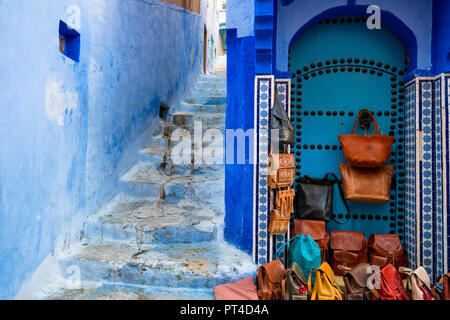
top-left (256, 229), bottom-right (450, 300)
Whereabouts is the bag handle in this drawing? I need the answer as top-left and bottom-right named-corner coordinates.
top-left (351, 109), bottom-right (380, 135)
top-left (324, 172), bottom-right (350, 225)
top-left (274, 234), bottom-right (303, 260)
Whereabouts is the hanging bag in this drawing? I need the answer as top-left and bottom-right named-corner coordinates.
top-left (294, 173), bottom-right (349, 224)
top-left (270, 96), bottom-right (295, 146)
top-left (338, 109), bottom-right (394, 168)
top-left (340, 163), bottom-right (394, 204)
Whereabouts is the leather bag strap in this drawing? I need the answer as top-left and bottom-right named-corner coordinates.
top-left (324, 172), bottom-right (350, 225)
top-left (351, 109), bottom-right (380, 135)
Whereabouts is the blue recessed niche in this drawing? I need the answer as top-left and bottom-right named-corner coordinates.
top-left (59, 20), bottom-right (80, 62)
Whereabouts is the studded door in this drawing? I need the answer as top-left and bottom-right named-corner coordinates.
top-left (289, 17), bottom-right (408, 241)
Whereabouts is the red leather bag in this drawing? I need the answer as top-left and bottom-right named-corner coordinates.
top-left (371, 264), bottom-right (409, 300)
top-left (339, 110), bottom-right (394, 168)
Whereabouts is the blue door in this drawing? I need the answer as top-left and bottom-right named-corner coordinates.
top-left (289, 17), bottom-right (407, 241)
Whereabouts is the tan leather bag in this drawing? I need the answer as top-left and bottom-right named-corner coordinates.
top-left (275, 189), bottom-right (295, 216)
top-left (399, 267), bottom-right (436, 300)
top-left (339, 109), bottom-right (394, 168)
top-left (269, 209), bottom-right (290, 235)
top-left (368, 234), bottom-right (408, 270)
top-left (257, 260), bottom-right (285, 300)
top-left (340, 163), bottom-right (394, 203)
top-left (268, 153), bottom-right (295, 189)
top-left (436, 273), bottom-right (450, 300)
top-left (330, 230), bottom-right (368, 276)
top-left (291, 219), bottom-right (329, 262)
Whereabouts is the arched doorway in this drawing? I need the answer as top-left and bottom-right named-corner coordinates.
top-left (288, 16), bottom-right (407, 241)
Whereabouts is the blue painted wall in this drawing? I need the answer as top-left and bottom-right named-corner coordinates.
top-left (0, 0), bottom-right (205, 299)
top-left (432, 0), bottom-right (450, 74)
top-left (225, 29), bottom-right (256, 255)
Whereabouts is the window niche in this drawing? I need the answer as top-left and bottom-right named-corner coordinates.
top-left (58, 20), bottom-right (80, 62)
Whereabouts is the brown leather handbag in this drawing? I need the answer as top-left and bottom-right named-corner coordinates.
top-left (341, 263), bottom-right (374, 300)
top-left (268, 153), bottom-right (295, 189)
top-left (340, 163), bottom-right (394, 204)
top-left (368, 234), bottom-right (408, 270)
top-left (291, 219), bottom-right (329, 262)
top-left (339, 109), bottom-right (394, 168)
top-left (330, 230), bottom-right (368, 276)
top-left (257, 260), bottom-right (285, 300)
top-left (269, 208), bottom-right (290, 235)
top-left (435, 273), bottom-right (450, 300)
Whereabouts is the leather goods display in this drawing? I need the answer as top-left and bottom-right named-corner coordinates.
top-left (294, 173), bottom-right (349, 223)
top-left (435, 273), bottom-right (450, 300)
top-left (330, 230), bottom-right (368, 276)
top-left (214, 277), bottom-right (259, 300)
top-left (307, 262), bottom-right (344, 300)
top-left (257, 260), bottom-right (285, 300)
top-left (399, 267), bottom-right (436, 300)
top-left (270, 96), bottom-right (295, 146)
top-left (338, 109), bottom-right (394, 168)
top-left (368, 234), bottom-right (408, 270)
top-left (340, 163), bottom-right (394, 204)
top-left (291, 219), bottom-right (329, 262)
top-left (275, 234), bottom-right (321, 281)
top-left (281, 262), bottom-right (308, 300)
top-left (268, 208), bottom-right (290, 235)
top-left (275, 189), bottom-right (295, 216)
top-left (371, 263), bottom-right (409, 300)
top-left (268, 153), bottom-right (295, 189)
top-left (341, 263), bottom-right (374, 300)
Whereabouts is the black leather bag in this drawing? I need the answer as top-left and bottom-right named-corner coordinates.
top-left (270, 97), bottom-right (294, 146)
top-left (294, 173), bottom-right (349, 224)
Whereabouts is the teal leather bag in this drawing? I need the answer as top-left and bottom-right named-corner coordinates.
top-left (275, 234), bottom-right (321, 282)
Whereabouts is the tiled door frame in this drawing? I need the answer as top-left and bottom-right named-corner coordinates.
top-left (254, 73), bottom-right (450, 281)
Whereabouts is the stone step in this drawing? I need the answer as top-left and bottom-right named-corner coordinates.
top-left (178, 102), bottom-right (226, 113)
top-left (199, 74), bottom-right (226, 82)
top-left (139, 146), bottom-right (224, 176)
top-left (83, 195), bottom-right (221, 245)
top-left (172, 112), bottom-right (225, 127)
top-left (58, 241), bottom-right (255, 289)
top-left (195, 81), bottom-right (226, 90)
top-left (185, 96), bottom-right (226, 106)
top-left (190, 87), bottom-right (226, 97)
top-left (45, 282), bottom-right (215, 300)
top-left (119, 162), bottom-right (225, 209)
top-left (161, 121), bottom-right (225, 138)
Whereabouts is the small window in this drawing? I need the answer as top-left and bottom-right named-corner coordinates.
top-left (59, 20), bottom-right (80, 62)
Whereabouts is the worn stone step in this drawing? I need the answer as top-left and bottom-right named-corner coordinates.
top-left (178, 102), bottom-right (226, 113)
top-left (185, 96), bottom-right (226, 106)
top-left (139, 146), bottom-right (224, 176)
top-left (83, 195), bottom-right (221, 244)
top-left (119, 162), bottom-right (225, 209)
top-left (161, 121), bottom-right (225, 138)
top-left (44, 282), bottom-right (215, 300)
top-left (58, 241), bottom-right (255, 289)
top-left (195, 81), bottom-right (226, 91)
top-left (173, 112), bottom-right (225, 127)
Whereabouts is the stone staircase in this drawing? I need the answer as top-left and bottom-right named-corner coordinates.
top-left (21, 58), bottom-right (256, 300)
